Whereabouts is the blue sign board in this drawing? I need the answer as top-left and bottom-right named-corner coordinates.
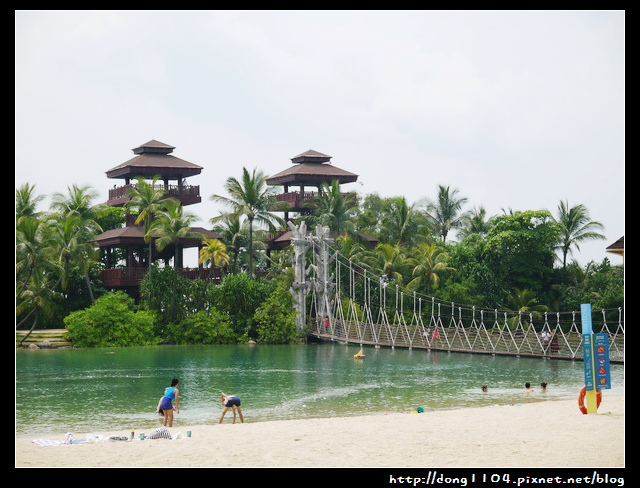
top-left (593, 333), bottom-right (611, 389)
top-left (581, 304), bottom-right (611, 391)
top-left (582, 333), bottom-right (594, 390)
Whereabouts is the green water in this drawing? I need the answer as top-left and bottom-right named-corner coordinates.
top-left (15, 343), bottom-right (624, 437)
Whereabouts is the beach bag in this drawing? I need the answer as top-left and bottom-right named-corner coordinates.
top-left (148, 426), bottom-right (172, 440)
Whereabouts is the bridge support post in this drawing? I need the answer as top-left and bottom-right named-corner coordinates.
top-left (289, 222), bottom-right (334, 333)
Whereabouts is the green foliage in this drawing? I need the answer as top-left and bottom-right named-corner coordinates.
top-left (215, 272), bottom-right (274, 338)
top-left (484, 210), bottom-right (560, 295)
top-left (64, 291), bottom-right (157, 347)
top-left (254, 283), bottom-right (300, 343)
top-left (139, 265), bottom-right (193, 326)
top-left (164, 309), bottom-right (235, 345)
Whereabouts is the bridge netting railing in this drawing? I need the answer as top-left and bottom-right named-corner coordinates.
top-left (303, 236), bottom-right (624, 363)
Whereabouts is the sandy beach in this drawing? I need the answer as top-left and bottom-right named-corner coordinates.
top-left (16, 395), bottom-right (624, 468)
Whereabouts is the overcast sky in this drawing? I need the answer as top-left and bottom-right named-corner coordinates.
top-left (15, 10), bottom-right (624, 266)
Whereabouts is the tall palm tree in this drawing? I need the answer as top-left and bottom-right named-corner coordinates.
top-left (306, 180), bottom-right (357, 237)
top-left (16, 183), bottom-right (45, 221)
top-left (125, 177), bottom-right (167, 270)
top-left (458, 205), bottom-right (493, 239)
top-left (48, 184), bottom-right (104, 303)
top-left (50, 184), bottom-right (104, 237)
top-left (210, 167), bottom-right (284, 276)
top-left (148, 198), bottom-right (203, 271)
top-left (553, 200), bottom-right (606, 270)
top-left (379, 196), bottom-right (429, 246)
top-left (147, 199), bottom-right (204, 319)
top-left (211, 214), bottom-right (249, 273)
top-left (16, 216), bottom-right (52, 302)
top-left (425, 185), bottom-right (469, 243)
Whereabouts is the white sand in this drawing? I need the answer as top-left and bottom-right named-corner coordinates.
top-left (15, 396), bottom-right (624, 468)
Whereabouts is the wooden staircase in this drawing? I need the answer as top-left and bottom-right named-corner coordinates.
top-left (16, 329), bottom-right (72, 348)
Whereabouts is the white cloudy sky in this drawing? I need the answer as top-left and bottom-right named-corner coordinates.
top-left (15, 10), bottom-right (624, 266)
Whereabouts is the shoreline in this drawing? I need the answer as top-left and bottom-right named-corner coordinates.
top-left (16, 395), bottom-right (624, 468)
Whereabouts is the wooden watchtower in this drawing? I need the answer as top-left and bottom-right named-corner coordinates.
top-left (265, 149), bottom-right (376, 253)
top-left (266, 149), bottom-right (358, 222)
top-left (93, 140), bottom-right (221, 294)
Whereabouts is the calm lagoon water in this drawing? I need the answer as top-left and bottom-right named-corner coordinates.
top-left (15, 343), bottom-right (624, 437)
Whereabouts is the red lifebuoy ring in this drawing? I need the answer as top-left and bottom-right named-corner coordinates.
top-left (578, 386), bottom-right (602, 414)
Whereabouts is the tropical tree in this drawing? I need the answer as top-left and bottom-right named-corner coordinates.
top-left (305, 180), bottom-right (358, 237)
top-left (125, 177), bottom-right (167, 270)
top-left (147, 198), bottom-right (204, 272)
top-left (484, 210), bottom-right (560, 298)
top-left (505, 288), bottom-right (548, 331)
top-left (210, 167), bottom-right (284, 276)
top-left (425, 185), bottom-right (469, 243)
top-left (458, 205), bottom-right (494, 239)
top-left (364, 243), bottom-right (407, 285)
top-left (553, 200), bottom-right (606, 271)
top-left (16, 183), bottom-right (45, 221)
top-left (16, 216), bottom-right (51, 301)
top-left (378, 196), bottom-right (428, 246)
top-left (199, 238), bottom-right (230, 274)
top-left (146, 199), bottom-right (204, 322)
top-left (50, 184), bottom-right (105, 232)
top-left (406, 242), bottom-right (454, 292)
top-left (47, 185), bottom-right (104, 304)
top-left (211, 214), bottom-right (249, 273)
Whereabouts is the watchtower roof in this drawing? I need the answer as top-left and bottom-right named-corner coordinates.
top-left (106, 139), bottom-right (203, 180)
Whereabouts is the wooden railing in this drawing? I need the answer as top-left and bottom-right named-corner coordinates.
top-left (274, 191), bottom-right (318, 208)
top-left (101, 267), bottom-right (220, 287)
top-left (108, 184), bottom-right (201, 205)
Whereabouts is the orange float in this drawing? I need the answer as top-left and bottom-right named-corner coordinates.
top-left (578, 386), bottom-right (602, 414)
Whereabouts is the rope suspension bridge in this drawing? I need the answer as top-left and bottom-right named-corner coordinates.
top-left (288, 222), bottom-right (624, 363)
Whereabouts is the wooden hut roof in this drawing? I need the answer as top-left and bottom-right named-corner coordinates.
top-left (106, 140), bottom-right (203, 180)
top-left (266, 149), bottom-right (358, 186)
top-left (606, 236), bottom-right (624, 255)
top-left (93, 225), bottom-right (221, 248)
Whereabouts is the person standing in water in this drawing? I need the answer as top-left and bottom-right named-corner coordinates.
top-left (219, 391), bottom-right (244, 424)
top-left (156, 378), bottom-right (180, 427)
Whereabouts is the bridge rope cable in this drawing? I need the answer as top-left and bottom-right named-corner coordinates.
top-left (305, 238), bottom-right (624, 361)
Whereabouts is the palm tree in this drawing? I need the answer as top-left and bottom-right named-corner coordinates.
top-left (506, 288), bottom-right (548, 331)
top-left (16, 272), bottom-right (59, 344)
top-left (147, 198), bottom-right (204, 271)
top-left (406, 242), bottom-right (454, 291)
top-left (199, 238), bottom-right (230, 272)
top-left (425, 185), bottom-right (469, 243)
top-left (458, 206), bottom-right (493, 239)
top-left (553, 200), bottom-right (606, 270)
top-left (48, 184), bottom-right (104, 303)
top-left (16, 183), bottom-right (45, 221)
top-left (210, 167), bottom-right (284, 276)
top-left (379, 196), bottom-right (422, 246)
top-left (305, 180), bottom-right (357, 237)
top-left (364, 243), bottom-right (407, 285)
top-left (50, 184), bottom-right (104, 236)
top-left (125, 177), bottom-right (167, 270)
top-left (147, 199), bottom-right (204, 320)
top-left (211, 214), bottom-right (249, 273)
top-left (16, 216), bottom-right (53, 302)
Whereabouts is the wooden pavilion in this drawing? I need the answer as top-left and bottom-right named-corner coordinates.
top-left (93, 140), bottom-right (222, 294)
top-left (266, 149), bottom-right (358, 222)
top-left (265, 149), bottom-right (377, 252)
